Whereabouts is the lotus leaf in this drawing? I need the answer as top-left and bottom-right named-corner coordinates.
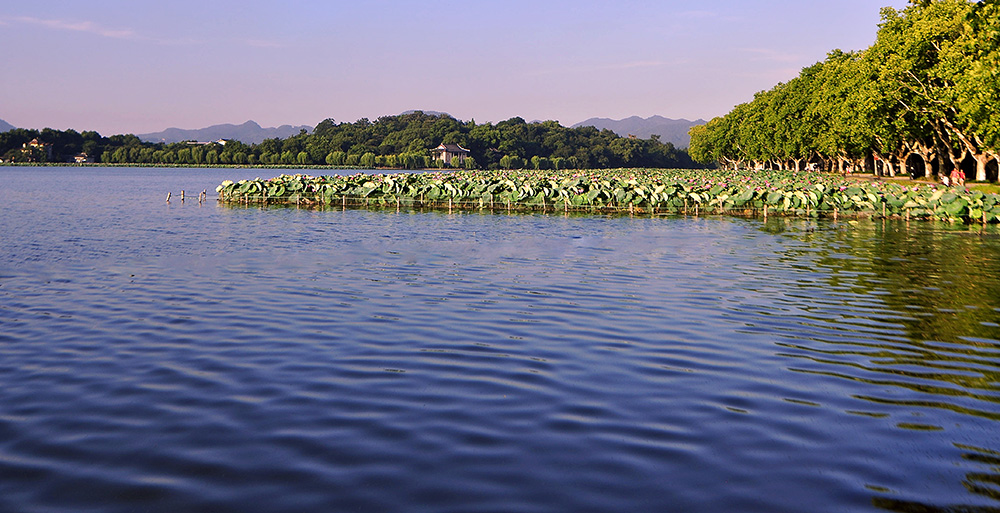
top-left (214, 168), bottom-right (1000, 224)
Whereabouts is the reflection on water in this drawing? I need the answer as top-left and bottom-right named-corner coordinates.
top-left (1, 168), bottom-right (999, 513)
top-left (751, 218), bottom-right (1000, 511)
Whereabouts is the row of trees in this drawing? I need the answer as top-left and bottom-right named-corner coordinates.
top-left (1, 112), bottom-right (701, 170)
top-left (1, 128), bottom-right (105, 163)
top-left (688, 0), bottom-right (1000, 182)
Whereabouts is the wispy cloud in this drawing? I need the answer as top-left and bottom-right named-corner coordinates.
top-left (5, 16), bottom-right (286, 49)
top-left (8, 16), bottom-right (137, 39)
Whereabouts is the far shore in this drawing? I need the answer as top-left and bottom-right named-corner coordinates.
top-left (5, 162), bottom-right (999, 193)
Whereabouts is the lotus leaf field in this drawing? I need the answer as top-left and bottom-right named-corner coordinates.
top-left (216, 169), bottom-right (1000, 223)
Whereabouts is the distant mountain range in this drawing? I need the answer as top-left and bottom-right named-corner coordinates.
top-left (4, 114), bottom-right (707, 149)
top-left (137, 120), bottom-right (313, 145)
top-left (572, 116), bottom-right (706, 149)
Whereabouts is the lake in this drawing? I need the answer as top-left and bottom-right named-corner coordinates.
top-left (2, 166), bottom-right (999, 513)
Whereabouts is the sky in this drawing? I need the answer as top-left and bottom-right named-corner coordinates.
top-left (0, 0), bottom-right (909, 136)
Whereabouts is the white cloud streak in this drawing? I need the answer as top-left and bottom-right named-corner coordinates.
top-left (5, 16), bottom-right (285, 49)
top-left (8, 16), bottom-right (137, 39)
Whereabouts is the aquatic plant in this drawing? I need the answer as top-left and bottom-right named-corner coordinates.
top-left (216, 169), bottom-right (1000, 223)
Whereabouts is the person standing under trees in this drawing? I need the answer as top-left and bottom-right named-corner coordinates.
top-left (957, 169), bottom-right (966, 187)
top-left (950, 168), bottom-right (961, 187)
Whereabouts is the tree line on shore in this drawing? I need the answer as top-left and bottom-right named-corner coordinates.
top-left (0, 112), bottom-right (700, 170)
top-left (688, 0), bottom-right (1000, 182)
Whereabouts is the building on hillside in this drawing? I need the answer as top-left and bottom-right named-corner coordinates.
top-left (431, 144), bottom-right (470, 166)
top-left (23, 138), bottom-right (54, 160)
top-left (73, 152), bottom-right (95, 164)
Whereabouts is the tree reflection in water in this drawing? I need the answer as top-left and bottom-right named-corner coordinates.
top-left (757, 218), bottom-right (1000, 511)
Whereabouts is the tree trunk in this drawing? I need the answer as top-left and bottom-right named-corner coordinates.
top-left (936, 152), bottom-right (946, 178)
top-left (974, 152), bottom-right (989, 182)
top-left (837, 158), bottom-right (849, 174)
top-left (900, 148), bottom-right (916, 177)
top-left (911, 142), bottom-right (936, 179)
top-left (913, 153), bottom-right (930, 179)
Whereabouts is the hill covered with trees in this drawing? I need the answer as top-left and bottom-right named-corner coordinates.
top-left (0, 112), bottom-right (699, 170)
top-left (688, 0), bottom-right (1000, 182)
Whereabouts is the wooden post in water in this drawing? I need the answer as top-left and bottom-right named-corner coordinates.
top-left (180, 190), bottom-right (185, 202)
top-left (166, 192), bottom-right (171, 202)
top-left (763, 204), bottom-right (768, 220)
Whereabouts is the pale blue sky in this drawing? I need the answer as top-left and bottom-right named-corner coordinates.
top-left (1, 0), bottom-right (907, 135)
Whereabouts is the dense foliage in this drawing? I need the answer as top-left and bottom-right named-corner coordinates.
top-left (0, 112), bottom-right (699, 170)
top-left (689, 0), bottom-right (1000, 182)
top-left (1, 128), bottom-right (109, 163)
top-left (217, 168), bottom-right (1000, 223)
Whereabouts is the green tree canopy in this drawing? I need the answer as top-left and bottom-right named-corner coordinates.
top-left (690, 0), bottom-right (1000, 181)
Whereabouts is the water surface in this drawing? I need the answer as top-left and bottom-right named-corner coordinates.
top-left (1, 167), bottom-right (999, 512)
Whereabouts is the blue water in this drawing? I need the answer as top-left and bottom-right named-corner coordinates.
top-left (2, 167), bottom-right (999, 513)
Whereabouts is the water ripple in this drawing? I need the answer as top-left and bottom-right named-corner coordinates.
top-left (1, 168), bottom-right (1000, 512)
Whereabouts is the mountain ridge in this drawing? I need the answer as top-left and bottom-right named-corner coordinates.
top-left (5, 114), bottom-right (706, 148)
top-left (137, 120), bottom-right (313, 145)
top-left (571, 115), bottom-right (706, 149)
